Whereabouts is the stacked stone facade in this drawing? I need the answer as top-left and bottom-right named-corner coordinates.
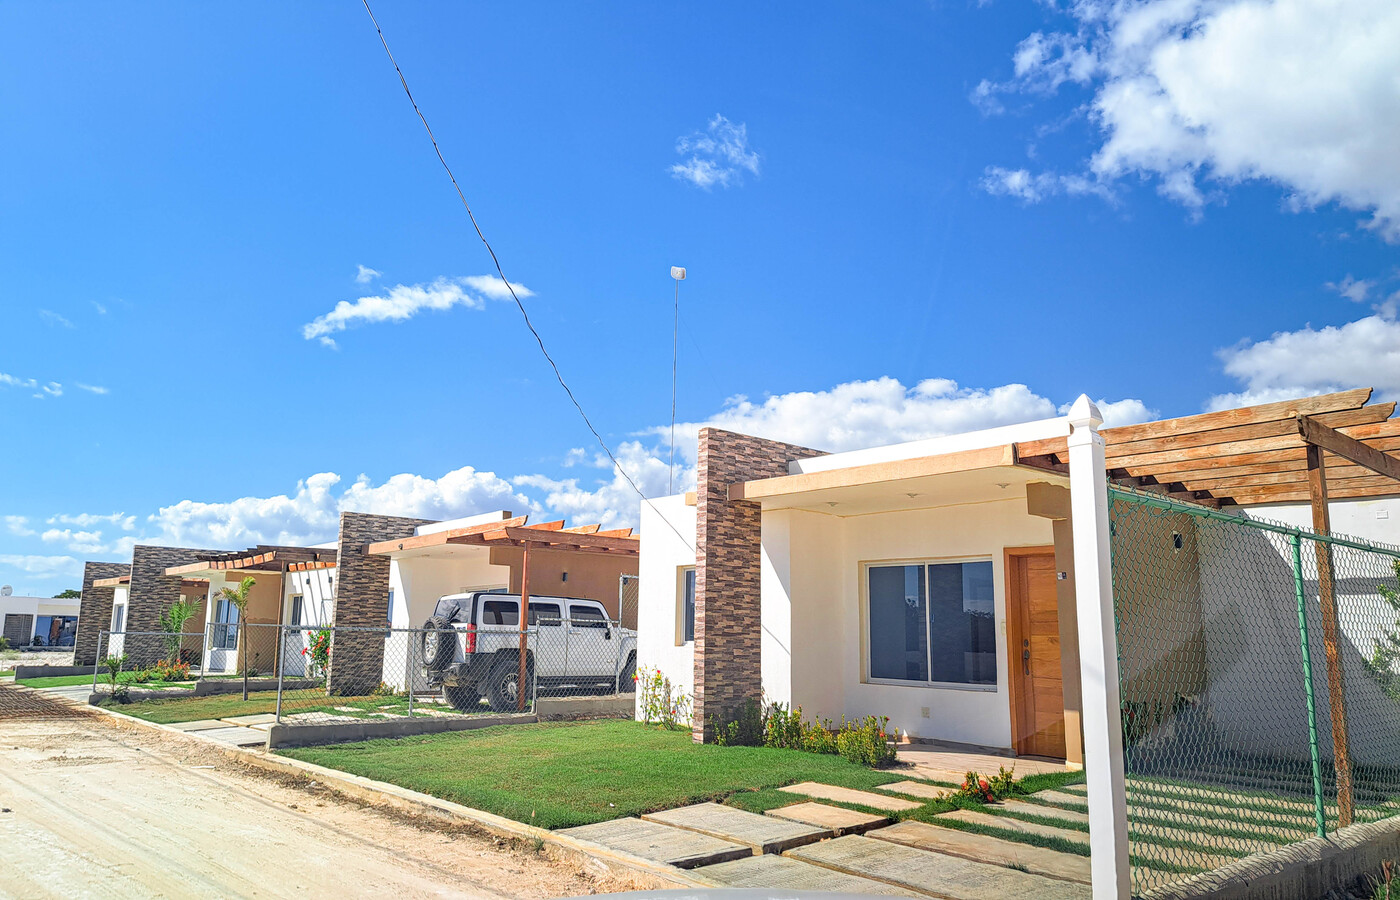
top-left (692, 427), bottom-right (824, 742)
top-left (74, 561), bottom-right (131, 666)
top-left (124, 545), bottom-right (221, 667)
top-left (327, 511), bottom-right (431, 695)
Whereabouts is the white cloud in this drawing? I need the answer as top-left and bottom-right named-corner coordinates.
top-left (670, 115), bottom-right (760, 190)
top-left (39, 309), bottom-right (74, 328)
top-left (4, 516), bottom-right (35, 537)
top-left (148, 467), bottom-right (531, 550)
top-left (302, 275), bottom-right (532, 348)
top-left (37, 382), bottom-right (61, 399)
top-left (355, 265), bottom-right (381, 284)
top-left (980, 0), bottom-right (1400, 237)
top-left (92, 301), bottom-right (108, 315)
top-left (0, 554), bottom-right (81, 579)
top-left (981, 166), bottom-right (1113, 203)
top-left (1326, 275), bottom-right (1374, 304)
top-left (48, 513), bottom-right (136, 531)
top-left (0, 372), bottom-right (38, 391)
top-left (40, 528), bottom-right (107, 554)
top-left (1207, 308), bottom-right (1400, 409)
top-left (75, 383), bottom-right (109, 395)
top-left (514, 442), bottom-right (674, 531)
top-left (3, 373), bottom-right (65, 400)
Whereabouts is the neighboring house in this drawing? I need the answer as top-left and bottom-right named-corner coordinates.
top-left (74, 549), bottom-right (224, 667)
top-left (638, 388), bottom-right (1400, 765)
top-left (0, 586), bottom-right (81, 648)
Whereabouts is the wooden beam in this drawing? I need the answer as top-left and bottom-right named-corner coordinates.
top-left (595, 527), bottom-right (634, 537)
top-left (498, 527), bottom-right (638, 553)
top-left (1105, 389), bottom-right (1373, 444)
top-left (1014, 452), bottom-right (1068, 475)
top-left (560, 524), bottom-right (602, 534)
top-left (1104, 405), bottom-right (1395, 460)
top-left (1176, 464), bottom-right (1383, 492)
top-left (1297, 415), bottom-right (1400, 481)
top-left (729, 444), bottom-right (1018, 502)
top-left (1226, 481), bottom-right (1400, 505)
top-left (1307, 443), bottom-right (1355, 827)
top-left (364, 515), bottom-right (529, 555)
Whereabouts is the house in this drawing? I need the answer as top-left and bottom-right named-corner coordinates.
top-left (637, 388), bottom-right (1400, 775)
top-left (75, 548), bottom-right (224, 667)
top-left (0, 586), bottom-right (81, 648)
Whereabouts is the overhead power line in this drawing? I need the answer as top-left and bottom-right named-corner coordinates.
top-left (360, 0), bottom-right (694, 549)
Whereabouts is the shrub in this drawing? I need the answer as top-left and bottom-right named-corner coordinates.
top-left (835, 715), bottom-right (898, 767)
top-left (302, 628), bottom-right (332, 677)
top-left (636, 665), bottom-right (692, 730)
top-left (0, 636), bottom-right (9, 651)
top-left (711, 697), bottom-right (764, 747)
top-left (151, 659), bottom-right (190, 682)
top-left (102, 653), bottom-right (130, 702)
top-left (130, 668), bottom-right (153, 684)
top-left (956, 765), bottom-right (1018, 804)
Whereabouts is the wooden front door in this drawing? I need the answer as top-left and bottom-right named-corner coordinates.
top-left (1007, 547), bottom-right (1066, 759)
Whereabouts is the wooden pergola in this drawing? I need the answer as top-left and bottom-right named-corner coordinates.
top-left (163, 545), bottom-right (340, 577)
top-left (1017, 388), bottom-right (1400, 827)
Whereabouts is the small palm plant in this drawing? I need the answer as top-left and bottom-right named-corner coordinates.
top-left (159, 597), bottom-right (199, 666)
top-left (213, 576), bottom-right (256, 700)
top-left (103, 652), bottom-right (129, 702)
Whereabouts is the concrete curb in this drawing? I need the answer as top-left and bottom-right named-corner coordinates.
top-left (1142, 816), bottom-right (1400, 900)
top-left (79, 699), bottom-right (715, 891)
top-left (194, 678), bottom-right (320, 696)
top-left (537, 695), bottom-right (636, 720)
top-left (266, 712), bottom-right (538, 748)
top-left (14, 664), bottom-right (108, 679)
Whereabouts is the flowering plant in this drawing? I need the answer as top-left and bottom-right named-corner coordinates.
top-left (636, 665), bottom-right (692, 730)
top-left (301, 628), bottom-right (331, 676)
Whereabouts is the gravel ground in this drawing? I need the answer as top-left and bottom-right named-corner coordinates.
top-left (0, 650), bottom-right (75, 672)
top-left (0, 686), bottom-right (634, 899)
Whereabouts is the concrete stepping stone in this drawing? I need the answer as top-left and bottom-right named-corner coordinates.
top-left (787, 834), bottom-right (1090, 899)
top-left (558, 818), bottom-right (752, 868)
top-left (697, 854), bottom-right (920, 895)
top-left (869, 819), bottom-right (1091, 884)
top-left (164, 719), bottom-right (232, 732)
top-left (191, 727), bottom-right (267, 747)
top-left (767, 802), bottom-right (891, 836)
top-left (1028, 790), bottom-right (1091, 809)
top-left (998, 799), bottom-right (1089, 825)
top-left (878, 780), bottom-right (951, 801)
top-left (219, 713), bottom-right (279, 726)
top-left (941, 809), bottom-right (1088, 845)
top-left (779, 782), bottom-right (921, 812)
top-left (643, 802), bottom-right (829, 853)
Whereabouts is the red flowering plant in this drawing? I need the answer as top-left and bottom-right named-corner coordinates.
top-left (301, 628), bottom-right (332, 677)
top-left (956, 765), bottom-right (1017, 804)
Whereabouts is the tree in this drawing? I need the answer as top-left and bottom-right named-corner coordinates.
top-left (214, 576), bottom-right (256, 700)
top-left (159, 598), bottom-right (199, 664)
top-left (53, 589), bottom-right (80, 599)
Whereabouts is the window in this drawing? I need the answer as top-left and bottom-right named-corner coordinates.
top-left (212, 597), bottom-right (240, 650)
top-left (387, 589), bottom-right (395, 633)
top-left (481, 600), bottom-right (517, 626)
top-left (289, 595), bottom-right (304, 627)
top-left (569, 604), bottom-right (607, 629)
top-left (680, 567), bottom-right (696, 644)
top-left (866, 560), bottom-right (996, 688)
top-left (110, 604), bottom-right (126, 634)
top-left (530, 602), bottom-right (562, 626)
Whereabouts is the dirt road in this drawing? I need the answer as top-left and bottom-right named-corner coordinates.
top-left (0, 688), bottom-right (628, 900)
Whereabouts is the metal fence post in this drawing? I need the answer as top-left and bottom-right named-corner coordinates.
top-left (1290, 533), bottom-right (1328, 837)
top-left (407, 628), bottom-right (415, 718)
top-left (93, 630), bottom-right (104, 693)
top-left (275, 624), bottom-right (286, 723)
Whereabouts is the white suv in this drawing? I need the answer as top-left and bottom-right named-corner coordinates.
top-left (420, 591), bottom-right (638, 712)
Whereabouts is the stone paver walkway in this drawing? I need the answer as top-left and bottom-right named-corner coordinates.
top-left (557, 817), bottom-right (752, 868)
top-left (897, 741), bottom-right (1070, 785)
top-left (870, 819), bottom-right (1091, 884)
top-left (696, 854), bottom-right (920, 895)
top-left (643, 802), bottom-right (829, 853)
top-left (779, 782), bottom-right (921, 811)
top-left (767, 801), bottom-right (890, 836)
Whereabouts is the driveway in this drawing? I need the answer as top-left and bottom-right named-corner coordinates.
top-left (0, 684), bottom-right (627, 899)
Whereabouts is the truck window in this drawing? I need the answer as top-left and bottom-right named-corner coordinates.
top-left (569, 604), bottom-right (608, 629)
top-left (529, 602), bottom-right (562, 626)
top-left (481, 600), bottom-right (518, 626)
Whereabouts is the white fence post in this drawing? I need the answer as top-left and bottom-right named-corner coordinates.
top-left (1067, 395), bottom-right (1130, 899)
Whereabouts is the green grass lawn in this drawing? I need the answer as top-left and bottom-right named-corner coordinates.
top-left (19, 672), bottom-right (195, 689)
top-left (108, 690), bottom-right (467, 724)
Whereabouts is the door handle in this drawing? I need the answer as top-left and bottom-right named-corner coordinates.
top-left (1022, 639), bottom-right (1030, 676)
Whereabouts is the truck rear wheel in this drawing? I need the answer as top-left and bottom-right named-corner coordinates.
top-left (617, 653), bottom-right (636, 693)
top-left (443, 683), bottom-right (480, 712)
top-left (486, 657), bottom-right (534, 712)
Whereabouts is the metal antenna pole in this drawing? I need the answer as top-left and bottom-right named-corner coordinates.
top-left (670, 277), bottom-right (679, 495)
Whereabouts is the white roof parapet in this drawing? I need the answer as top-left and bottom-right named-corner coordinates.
top-left (789, 413), bottom-right (1073, 476)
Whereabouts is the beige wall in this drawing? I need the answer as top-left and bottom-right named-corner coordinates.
top-left (492, 546), bottom-right (639, 626)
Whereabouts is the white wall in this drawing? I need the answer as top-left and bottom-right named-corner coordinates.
top-left (107, 587), bottom-right (130, 657)
top-left (635, 495), bottom-right (697, 719)
top-left (0, 594), bottom-right (80, 645)
top-left (381, 552), bottom-right (510, 691)
top-left (762, 496), bottom-right (1054, 747)
top-left (1244, 496), bottom-right (1400, 548)
top-left (279, 567), bottom-right (337, 677)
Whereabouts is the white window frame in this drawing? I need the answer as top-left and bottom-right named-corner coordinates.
top-left (110, 602), bottom-right (126, 634)
top-left (860, 556), bottom-right (998, 693)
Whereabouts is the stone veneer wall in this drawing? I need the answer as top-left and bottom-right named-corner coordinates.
top-left (124, 545), bottom-right (222, 667)
top-left (74, 561), bottom-right (132, 666)
top-left (327, 511), bottom-right (431, 696)
top-left (692, 427), bottom-right (824, 742)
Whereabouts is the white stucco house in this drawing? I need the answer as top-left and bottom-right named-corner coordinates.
top-left (0, 587), bottom-right (81, 648)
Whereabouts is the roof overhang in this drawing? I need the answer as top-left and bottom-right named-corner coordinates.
top-left (93, 574), bottom-right (208, 590)
top-left (729, 443), bottom-right (1067, 516)
top-left (366, 516), bottom-right (638, 560)
top-left (164, 546), bottom-right (338, 578)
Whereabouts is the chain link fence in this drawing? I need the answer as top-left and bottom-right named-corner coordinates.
top-left (619, 573), bottom-right (639, 630)
top-left (90, 611), bottom-right (637, 726)
top-left (1109, 486), bottom-right (1400, 893)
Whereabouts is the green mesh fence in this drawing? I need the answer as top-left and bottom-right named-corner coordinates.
top-left (1108, 487), bottom-right (1400, 894)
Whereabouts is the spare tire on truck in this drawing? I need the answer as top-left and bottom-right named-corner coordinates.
top-left (420, 616), bottom-right (456, 676)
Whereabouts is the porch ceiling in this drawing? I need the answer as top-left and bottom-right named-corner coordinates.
top-left (737, 450), bottom-right (1066, 517)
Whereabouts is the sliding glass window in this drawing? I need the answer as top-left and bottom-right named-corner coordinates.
top-left (867, 560), bottom-right (996, 688)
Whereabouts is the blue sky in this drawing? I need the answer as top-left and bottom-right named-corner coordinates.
top-left (2, 0), bottom-right (1398, 593)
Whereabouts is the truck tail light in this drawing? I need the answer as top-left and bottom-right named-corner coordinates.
top-left (464, 623), bottom-right (477, 655)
